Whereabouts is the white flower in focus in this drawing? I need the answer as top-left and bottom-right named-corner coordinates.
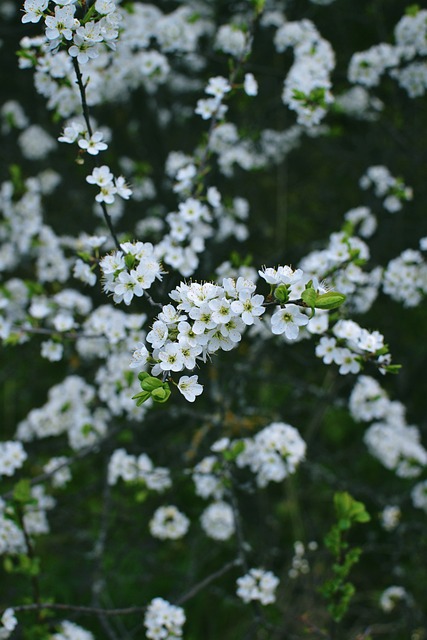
top-left (78, 131), bottom-right (108, 155)
top-left (271, 304), bottom-right (309, 339)
top-left (149, 505), bottom-right (190, 540)
top-left (86, 165), bottom-right (114, 187)
top-left (58, 121), bottom-right (86, 144)
top-left (178, 376), bottom-right (203, 402)
top-left (45, 4), bottom-right (77, 41)
top-left (22, 0), bottom-right (48, 23)
top-left (236, 568), bottom-right (279, 605)
top-left (115, 176), bottom-right (132, 199)
top-left (129, 342), bottom-right (149, 370)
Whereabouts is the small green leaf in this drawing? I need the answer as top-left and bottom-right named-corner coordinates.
top-left (13, 479), bottom-right (32, 504)
top-left (124, 253), bottom-right (136, 269)
top-left (140, 376), bottom-right (163, 392)
top-left (301, 287), bottom-right (317, 308)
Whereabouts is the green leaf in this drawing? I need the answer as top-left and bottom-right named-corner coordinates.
top-left (13, 479), bottom-right (32, 504)
top-left (301, 287), bottom-right (317, 308)
top-left (140, 376), bottom-right (163, 392)
top-left (151, 385), bottom-right (171, 403)
top-left (124, 253), bottom-right (136, 269)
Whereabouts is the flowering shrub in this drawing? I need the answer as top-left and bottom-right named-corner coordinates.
top-left (1, 0), bottom-right (427, 638)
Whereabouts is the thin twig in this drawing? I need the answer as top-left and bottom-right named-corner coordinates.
top-left (72, 58), bottom-right (122, 252)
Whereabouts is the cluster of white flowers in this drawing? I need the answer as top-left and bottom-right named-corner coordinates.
top-left (200, 501), bottom-right (235, 541)
top-left (192, 454), bottom-right (225, 500)
top-left (379, 585), bottom-right (410, 612)
top-left (380, 505), bottom-right (401, 531)
top-left (129, 275), bottom-right (270, 401)
top-left (236, 422), bottom-right (306, 488)
top-left (288, 540), bottom-right (316, 579)
top-left (0, 609), bottom-right (17, 640)
top-left (348, 43), bottom-right (402, 88)
top-left (23, 485), bottom-right (56, 536)
top-left (42, 456), bottom-right (72, 488)
top-left (18, 124), bottom-right (56, 160)
top-left (157, 196), bottom-right (214, 277)
top-left (144, 597), bottom-right (185, 640)
top-left (108, 448), bottom-right (171, 491)
top-left (149, 505), bottom-right (190, 540)
top-left (22, 0), bottom-right (121, 64)
top-left (100, 242), bottom-right (164, 305)
top-left (0, 441), bottom-right (27, 477)
top-left (315, 319), bottom-right (386, 375)
top-left (215, 24), bottom-right (248, 59)
top-left (274, 19), bottom-right (335, 126)
top-left (359, 165), bottom-right (413, 213)
top-left (299, 226), bottom-right (380, 314)
top-left (335, 87), bottom-right (384, 121)
top-left (51, 620), bottom-right (94, 640)
top-left (195, 75), bottom-right (230, 121)
top-left (236, 568), bottom-right (279, 605)
top-left (411, 480), bottom-right (427, 513)
top-left (19, 2), bottom-right (213, 119)
top-left (349, 8), bottom-right (427, 99)
top-left (349, 376), bottom-right (427, 478)
top-left (382, 248), bottom-right (427, 307)
top-left (0, 498), bottom-right (26, 556)
top-left (16, 375), bottom-right (107, 451)
top-left (86, 165), bottom-right (132, 206)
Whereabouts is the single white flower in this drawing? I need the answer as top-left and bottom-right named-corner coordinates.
top-left (177, 375), bottom-right (203, 402)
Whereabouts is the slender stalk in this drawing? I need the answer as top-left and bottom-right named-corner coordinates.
top-left (72, 58), bottom-right (122, 252)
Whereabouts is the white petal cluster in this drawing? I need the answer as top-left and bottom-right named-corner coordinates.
top-left (144, 598), bottom-right (185, 640)
top-left (359, 165), bottom-right (413, 212)
top-left (380, 505), bottom-right (401, 531)
top-left (379, 586), bottom-right (409, 612)
top-left (149, 505), bottom-right (190, 540)
top-left (200, 501), bottom-right (235, 541)
top-left (100, 242), bottom-right (163, 305)
top-left (0, 499), bottom-right (26, 556)
top-left (236, 422), bottom-right (306, 488)
top-left (348, 9), bottom-right (427, 99)
top-left (236, 568), bottom-right (279, 605)
top-left (131, 276), bottom-right (268, 400)
top-left (192, 455), bottom-right (225, 500)
top-left (51, 620), bottom-right (94, 640)
top-left (382, 248), bottom-right (427, 307)
top-left (108, 449), bottom-right (171, 492)
top-left (411, 480), bottom-right (427, 512)
top-left (350, 376), bottom-right (427, 478)
top-left (0, 609), bottom-right (17, 640)
top-left (43, 456), bottom-right (72, 488)
top-left (274, 20), bottom-right (335, 126)
top-left (86, 165), bottom-right (131, 205)
top-left (0, 441), bottom-right (27, 477)
top-left (16, 375), bottom-right (107, 451)
top-left (315, 320), bottom-right (386, 375)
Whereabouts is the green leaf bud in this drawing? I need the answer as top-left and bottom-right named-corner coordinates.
top-left (315, 291), bottom-right (346, 310)
top-left (274, 284), bottom-right (290, 303)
